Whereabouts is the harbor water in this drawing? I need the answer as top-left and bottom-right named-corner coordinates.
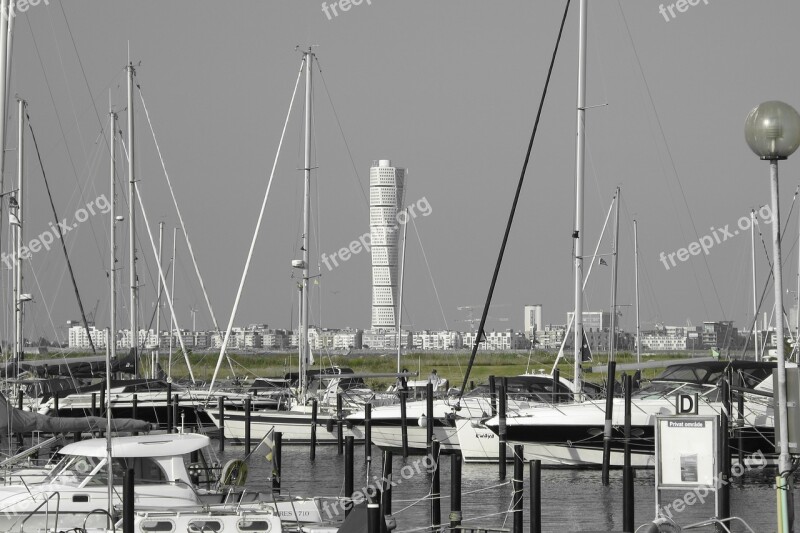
top-left (215, 443), bottom-right (798, 533)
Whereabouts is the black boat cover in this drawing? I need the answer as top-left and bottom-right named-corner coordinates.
top-left (0, 391), bottom-right (152, 434)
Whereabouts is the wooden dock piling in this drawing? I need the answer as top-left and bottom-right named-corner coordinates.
top-left (513, 445), bottom-right (523, 533)
top-left (602, 360), bottom-right (617, 486)
top-left (623, 374), bottom-right (634, 533)
top-left (431, 438), bottom-right (441, 531)
top-left (345, 435), bottom-right (354, 517)
top-left (450, 452), bottom-right (462, 532)
top-left (337, 392), bottom-right (344, 455)
top-left (272, 431), bottom-right (282, 494)
top-left (310, 399), bottom-right (318, 461)
top-left (244, 396), bottom-right (251, 454)
top-left (530, 459), bottom-right (541, 533)
top-left (365, 403), bottom-right (373, 465)
top-left (498, 383), bottom-right (507, 479)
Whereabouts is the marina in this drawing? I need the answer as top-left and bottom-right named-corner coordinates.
top-left (0, 0), bottom-right (795, 531)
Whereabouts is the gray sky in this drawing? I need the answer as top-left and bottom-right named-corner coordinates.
top-left (7, 0), bottom-right (800, 344)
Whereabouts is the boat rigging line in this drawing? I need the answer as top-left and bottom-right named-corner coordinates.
top-left (456, 0), bottom-right (572, 403)
top-left (137, 85), bottom-right (233, 374)
top-left (27, 112), bottom-right (96, 354)
top-left (207, 55), bottom-right (305, 395)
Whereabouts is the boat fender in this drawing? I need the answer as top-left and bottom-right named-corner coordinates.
top-left (220, 459), bottom-right (248, 486)
top-left (418, 414), bottom-right (427, 428)
top-left (326, 418), bottom-right (335, 432)
top-left (345, 420), bottom-right (354, 430)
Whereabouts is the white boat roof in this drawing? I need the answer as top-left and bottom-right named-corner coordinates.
top-left (59, 433), bottom-right (210, 458)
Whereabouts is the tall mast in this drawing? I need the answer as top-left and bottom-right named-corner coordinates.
top-left (396, 208), bottom-right (409, 373)
top-left (155, 221), bottom-right (164, 378)
top-left (609, 188), bottom-right (620, 361)
top-left (633, 219), bottom-right (641, 366)
top-left (751, 209), bottom-right (759, 361)
top-left (110, 109), bottom-right (117, 363)
top-left (0, 2), bottom-right (8, 362)
top-left (4, 1), bottom-right (13, 127)
top-left (572, 0), bottom-right (588, 399)
top-left (13, 98), bottom-right (23, 369)
top-left (299, 49), bottom-right (313, 397)
top-left (127, 62), bottom-right (138, 376)
top-left (106, 105), bottom-right (116, 518)
top-left (167, 227), bottom-right (176, 379)
top-left (0, 0), bottom-right (9, 200)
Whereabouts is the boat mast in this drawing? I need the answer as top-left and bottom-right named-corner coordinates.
top-left (168, 227), bottom-right (176, 379)
top-left (751, 209), bottom-right (759, 361)
top-left (572, 0), bottom-right (588, 399)
top-left (107, 105), bottom-right (116, 518)
top-left (299, 49), bottom-right (313, 398)
top-left (633, 219), bottom-right (641, 366)
top-left (13, 98), bottom-right (24, 371)
top-left (396, 207), bottom-right (409, 373)
top-left (4, 1), bottom-right (12, 111)
top-left (127, 61), bottom-right (138, 377)
top-left (0, 0), bottom-right (9, 212)
top-left (155, 221), bottom-right (164, 378)
top-left (609, 187), bottom-right (620, 362)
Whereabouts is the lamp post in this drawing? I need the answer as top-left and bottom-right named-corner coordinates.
top-left (745, 100), bottom-right (800, 532)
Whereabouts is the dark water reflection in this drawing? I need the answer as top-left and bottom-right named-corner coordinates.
top-left (215, 444), bottom-right (798, 533)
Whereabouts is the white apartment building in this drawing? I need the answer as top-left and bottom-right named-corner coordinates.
top-left (333, 329), bottom-right (363, 350)
top-left (412, 330), bottom-right (463, 350)
top-left (538, 324), bottom-right (566, 350)
top-left (68, 326), bottom-right (108, 349)
top-left (462, 330), bottom-right (526, 351)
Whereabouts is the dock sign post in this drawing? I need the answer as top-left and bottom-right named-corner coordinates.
top-left (654, 415), bottom-right (719, 519)
top-left (675, 393), bottom-right (699, 415)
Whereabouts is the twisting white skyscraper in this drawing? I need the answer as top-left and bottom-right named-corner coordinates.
top-left (370, 160), bottom-right (405, 331)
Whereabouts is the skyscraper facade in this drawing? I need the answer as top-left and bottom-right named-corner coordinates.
top-left (370, 160), bottom-right (405, 330)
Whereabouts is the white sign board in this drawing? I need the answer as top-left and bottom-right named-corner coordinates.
top-left (655, 416), bottom-right (717, 489)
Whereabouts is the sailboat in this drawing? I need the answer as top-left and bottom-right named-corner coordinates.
top-left (205, 49), bottom-right (410, 444)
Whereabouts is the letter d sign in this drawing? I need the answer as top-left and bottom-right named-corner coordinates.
top-left (676, 393), bottom-right (699, 415)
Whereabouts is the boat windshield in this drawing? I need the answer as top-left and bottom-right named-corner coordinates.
top-left (44, 455), bottom-right (106, 486)
top-left (633, 381), bottom-right (717, 400)
top-left (463, 378), bottom-right (576, 403)
top-left (655, 366), bottom-right (724, 385)
top-left (44, 455), bottom-right (170, 487)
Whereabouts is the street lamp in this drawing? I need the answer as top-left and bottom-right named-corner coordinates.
top-left (745, 100), bottom-right (800, 531)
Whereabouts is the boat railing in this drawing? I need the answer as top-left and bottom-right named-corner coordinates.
top-left (17, 490), bottom-right (60, 532)
top-left (451, 526), bottom-right (510, 533)
top-left (0, 436), bottom-right (61, 469)
top-left (82, 508), bottom-right (117, 531)
top-left (682, 516), bottom-right (755, 533)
